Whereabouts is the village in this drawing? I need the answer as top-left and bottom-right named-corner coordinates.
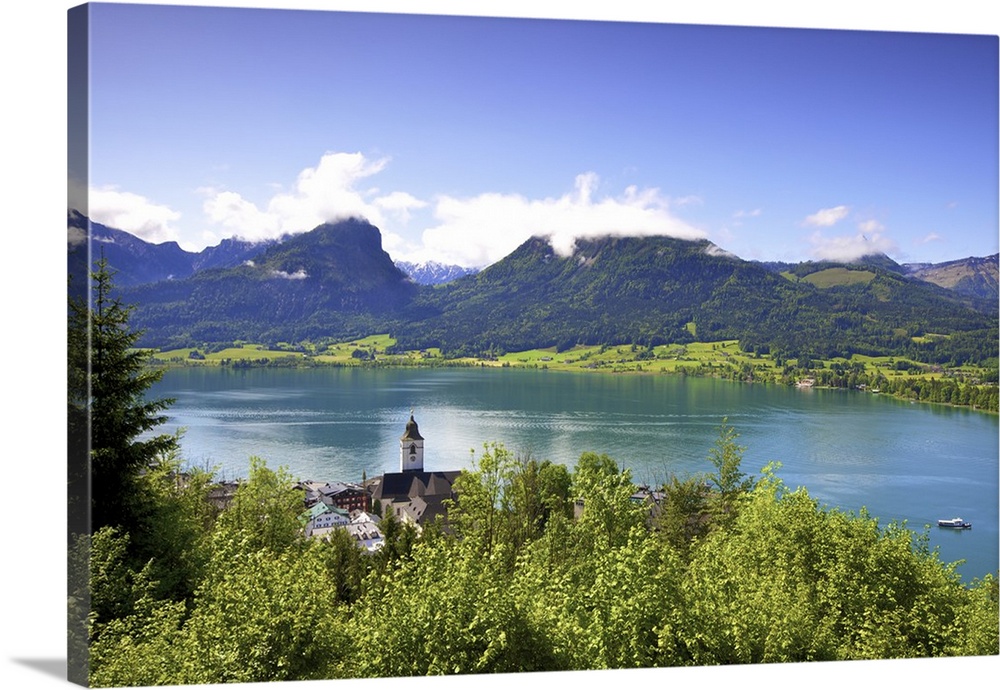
top-left (207, 412), bottom-right (664, 553)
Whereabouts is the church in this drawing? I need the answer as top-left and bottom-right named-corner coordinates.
top-left (368, 413), bottom-right (460, 530)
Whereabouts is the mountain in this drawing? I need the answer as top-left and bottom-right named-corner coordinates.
top-left (757, 253), bottom-right (902, 279)
top-left (192, 236), bottom-right (279, 272)
top-left (69, 210), bottom-right (194, 287)
top-left (401, 235), bottom-right (768, 353)
top-left (904, 254), bottom-right (999, 301)
top-left (399, 235), bottom-right (995, 363)
top-left (67, 210), bottom-right (274, 287)
top-left (72, 212), bottom-right (996, 365)
top-left (126, 217), bottom-right (419, 348)
top-left (395, 260), bottom-right (479, 285)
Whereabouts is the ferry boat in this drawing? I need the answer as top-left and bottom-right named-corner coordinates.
top-left (937, 517), bottom-right (972, 529)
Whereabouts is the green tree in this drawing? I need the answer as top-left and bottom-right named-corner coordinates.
top-left (215, 457), bottom-right (303, 553)
top-left (656, 473), bottom-right (711, 560)
top-left (705, 417), bottom-right (754, 528)
top-left (572, 452), bottom-right (645, 550)
top-left (130, 449), bottom-right (218, 603)
top-left (69, 256), bottom-right (178, 535)
top-left (676, 466), bottom-right (999, 664)
top-left (89, 536), bottom-right (353, 686)
top-left (507, 456), bottom-right (572, 550)
top-left (448, 442), bottom-right (518, 557)
top-left (353, 538), bottom-right (558, 677)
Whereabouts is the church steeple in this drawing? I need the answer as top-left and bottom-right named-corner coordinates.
top-left (400, 411), bottom-right (424, 472)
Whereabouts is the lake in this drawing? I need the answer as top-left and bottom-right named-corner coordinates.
top-left (148, 366), bottom-right (999, 581)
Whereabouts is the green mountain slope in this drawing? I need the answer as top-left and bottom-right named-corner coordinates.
top-left (397, 235), bottom-right (995, 363)
top-left (116, 220), bottom-right (995, 365)
top-left (129, 218), bottom-right (417, 347)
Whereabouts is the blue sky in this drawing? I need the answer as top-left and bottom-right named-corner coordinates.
top-left (73, 1), bottom-right (998, 268)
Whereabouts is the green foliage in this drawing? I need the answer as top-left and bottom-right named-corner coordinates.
top-left (656, 473), bottom-right (711, 559)
top-left (83, 430), bottom-right (998, 685)
top-left (571, 452), bottom-right (647, 550)
top-left (352, 539), bottom-right (559, 676)
top-left (448, 443), bottom-right (573, 559)
top-left (90, 538), bottom-right (353, 686)
top-left (70, 256), bottom-right (179, 535)
top-left (215, 457), bottom-right (304, 553)
top-left (675, 469), bottom-right (999, 663)
top-left (171, 539), bottom-right (353, 684)
top-left (373, 510), bottom-right (419, 570)
top-left (130, 450), bottom-right (218, 602)
top-left (705, 418), bottom-right (754, 529)
top-left (507, 456), bottom-right (573, 548)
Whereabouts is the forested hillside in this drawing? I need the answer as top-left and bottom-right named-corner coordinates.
top-left (127, 218), bottom-right (419, 348)
top-left (398, 235), bottom-right (996, 365)
top-left (65, 212), bottom-right (995, 367)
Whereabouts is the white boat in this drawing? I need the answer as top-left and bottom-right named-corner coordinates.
top-left (937, 517), bottom-right (972, 529)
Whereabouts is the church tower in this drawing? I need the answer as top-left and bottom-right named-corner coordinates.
top-left (400, 412), bottom-right (425, 472)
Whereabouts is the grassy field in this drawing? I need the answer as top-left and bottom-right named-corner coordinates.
top-left (491, 339), bottom-right (788, 377)
top-left (151, 335), bottom-right (978, 380)
top-left (780, 267), bottom-right (876, 288)
top-left (147, 333), bottom-right (994, 400)
top-left (155, 343), bottom-right (304, 363)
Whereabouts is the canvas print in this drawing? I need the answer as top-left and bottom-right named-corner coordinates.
top-left (67, 2), bottom-right (999, 687)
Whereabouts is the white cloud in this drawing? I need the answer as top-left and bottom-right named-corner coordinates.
top-left (411, 173), bottom-right (706, 267)
top-left (92, 152), bottom-right (705, 266)
top-left (201, 151), bottom-right (395, 243)
top-left (68, 223), bottom-right (86, 248)
top-left (917, 233), bottom-right (942, 245)
top-left (858, 219), bottom-right (884, 234)
top-left (809, 229), bottom-right (897, 262)
top-left (203, 190), bottom-right (278, 239)
top-left (87, 186), bottom-right (183, 245)
top-left (671, 194), bottom-right (703, 208)
top-left (733, 208), bottom-right (762, 219)
top-left (803, 205), bottom-right (850, 227)
top-left (269, 269), bottom-right (309, 280)
top-left (374, 191), bottom-right (428, 224)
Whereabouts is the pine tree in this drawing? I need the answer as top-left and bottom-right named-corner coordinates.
top-left (68, 255), bottom-right (178, 535)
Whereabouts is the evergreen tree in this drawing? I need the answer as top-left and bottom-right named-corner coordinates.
top-left (69, 256), bottom-right (178, 535)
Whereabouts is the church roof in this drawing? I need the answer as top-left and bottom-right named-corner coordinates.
top-left (372, 470), bottom-right (460, 502)
top-left (400, 414), bottom-right (424, 441)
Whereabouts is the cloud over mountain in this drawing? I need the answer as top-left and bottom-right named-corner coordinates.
top-left (809, 229), bottom-right (897, 262)
top-left (412, 172), bottom-right (707, 267)
top-left (200, 152), bottom-right (398, 245)
top-left (88, 185), bottom-right (184, 246)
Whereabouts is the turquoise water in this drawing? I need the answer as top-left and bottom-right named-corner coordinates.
top-left (149, 366), bottom-right (998, 581)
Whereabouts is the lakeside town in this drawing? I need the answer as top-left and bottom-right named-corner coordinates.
top-left (208, 412), bottom-right (662, 554)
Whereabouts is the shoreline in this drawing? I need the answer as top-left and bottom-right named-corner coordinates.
top-left (148, 348), bottom-right (999, 416)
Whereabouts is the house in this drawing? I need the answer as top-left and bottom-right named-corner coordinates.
top-left (317, 480), bottom-right (369, 513)
top-left (631, 485), bottom-right (666, 523)
top-left (350, 510), bottom-right (382, 525)
top-left (296, 479), bottom-right (369, 512)
top-left (295, 480), bottom-right (328, 507)
top-left (345, 522), bottom-right (384, 552)
top-left (301, 502), bottom-right (350, 537)
top-left (206, 480), bottom-right (242, 511)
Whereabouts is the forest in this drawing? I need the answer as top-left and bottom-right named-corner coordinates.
top-left (74, 442), bottom-right (999, 686)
